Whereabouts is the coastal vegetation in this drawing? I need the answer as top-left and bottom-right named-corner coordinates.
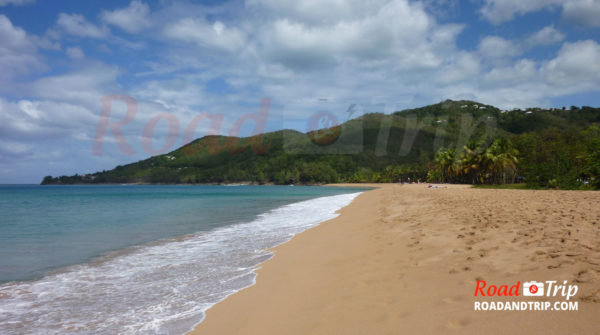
top-left (42, 100), bottom-right (600, 190)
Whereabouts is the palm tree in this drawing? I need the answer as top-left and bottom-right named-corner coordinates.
top-left (435, 148), bottom-right (459, 183)
top-left (461, 142), bottom-right (484, 184)
top-left (433, 139), bottom-right (519, 185)
top-left (483, 138), bottom-right (519, 184)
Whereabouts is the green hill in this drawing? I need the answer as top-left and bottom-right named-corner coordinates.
top-left (41, 100), bottom-right (600, 189)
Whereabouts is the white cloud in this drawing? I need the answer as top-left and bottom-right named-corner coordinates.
top-left (57, 13), bottom-right (109, 38)
top-left (0, 98), bottom-right (58, 141)
top-left (525, 26), bottom-right (565, 47)
top-left (422, 0), bottom-right (460, 18)
top-left (436, 51), bottom-right (481, 84)
top-left (132, 77), bottom-right (209, 110)
top-left (32, 64), bottom-right (120, 106)
top-left (480, 0), bottom-right (564, 25)
top-left (0, 65), bottom-right (123, 146)
top-left (0, 15), bottom-right (44, 82)
top-left (0, 15), bottom-right (36, 57)
top-left (3, 0), bottom-right (600, 183)
top-left (478, 36), bottom-right (521, 61)
top-left (255, 0), bottom-right (460, 71)
top-left (0, 0), bottom-right (34, 6)
top-left (102, 1), bottom-right (151, 34)
top-left (484, 59), bottom-right (538, 85)
top-left (0, 96), bottom-right (109, 173)
top-left (163, 18), bottom-right (246, 53)
top-left (151, 0), bottom-right (600, 113)
top-left (0, 139), bottom-right (33, 157)
top-left (562, 0), bottom-right (600, 27)
top-left (18, 100), bottom-right (41, 119)
top-left (542, 40), bottom-right (600, 87)
top-left (247, 0), bottom-right (389, 24)
top-left (30, 35), bottom-right (61, 50)
top-left (450, 39), bottom-right (600, 107)
top-left (441, 38), bottom-right (600, 108)
top-left (66, 47), bottom-right (84, 59)
top-left (480, 0), bottom-right (600, 26)
top-left (0, 60), bottom-right (160, 183)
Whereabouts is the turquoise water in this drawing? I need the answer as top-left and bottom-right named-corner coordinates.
top-left (0, 185), bottom-right (363, 283)
top-left (0, 184), bottom-right (365, 334)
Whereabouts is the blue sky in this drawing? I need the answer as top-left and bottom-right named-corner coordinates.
top-left (1, 0), bottom-right (599, 183)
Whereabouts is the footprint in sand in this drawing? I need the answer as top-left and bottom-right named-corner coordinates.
top-left (442, 296), bottom-right (464, 304)
top-left (445, 319), bottom-right (470, 330)
top-left (580, 291), bottom-right (600, 303)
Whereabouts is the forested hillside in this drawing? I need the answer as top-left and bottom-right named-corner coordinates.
top-left (42, 100), bottom-right (600, 189)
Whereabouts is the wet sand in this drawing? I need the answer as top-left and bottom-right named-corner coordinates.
top-left (188, 184), bottom-right (600, 334)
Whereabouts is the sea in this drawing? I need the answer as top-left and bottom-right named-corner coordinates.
top-left (0, 184), bottom-right (365, 335)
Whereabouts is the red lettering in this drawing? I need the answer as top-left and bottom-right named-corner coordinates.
top-left (93, 95), bottom-right (137, 156)
top-left (475, 281), bottom-right (521, 297)
top-left (498, 285), bottom-right (509, 296)
top-left (182, 113), bottom-right (224, 156)
top-left (93, 95), bottom-right (274, 158)
top-left (509, 281), bottom-right (521, 296)
top-left (142, 113), bottom-right (180, 155)
top-left (474, 280), bottom-right (487, 296)
top-left (227, 98), bottom-right (271, 155)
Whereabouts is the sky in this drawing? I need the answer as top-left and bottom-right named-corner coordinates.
top-left (1, 0), bottom-right (599, 183)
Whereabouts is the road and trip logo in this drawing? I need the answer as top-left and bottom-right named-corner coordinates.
top-left (473, 280), bottom-right (579, 311)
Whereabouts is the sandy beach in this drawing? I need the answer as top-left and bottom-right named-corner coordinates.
top-left (189, 184), bottom-right (600, 334)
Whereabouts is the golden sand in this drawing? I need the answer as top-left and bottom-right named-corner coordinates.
top-left (189, 184), bottom-right (600, 334)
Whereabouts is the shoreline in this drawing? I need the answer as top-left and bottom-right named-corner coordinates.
top-left (0, 186), bottom-right (362, 334)
top-left (186, 183), bottom-right (381, 335)
top-left (188, 183), bottom-right (600, 334)
top-left (182, 188), bottom-right (369, 333)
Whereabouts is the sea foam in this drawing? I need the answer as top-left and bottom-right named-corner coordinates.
top-left (0, 192), bottom-right (361, 335)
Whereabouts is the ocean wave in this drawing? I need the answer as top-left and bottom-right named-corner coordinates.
top-left (0, 192), bottom-right (361, 335)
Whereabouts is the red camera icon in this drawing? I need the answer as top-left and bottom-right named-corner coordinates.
top-left (307, 111), bottom-right (341, 146)
top-left (523, 281), bottom-right (544, 296)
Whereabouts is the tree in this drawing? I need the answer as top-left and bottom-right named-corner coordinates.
top-left (482, 138), bottom-right (519, 184)
top-left (584, 127), bottom-right (600, 189)
top-left (434, 148), bottom-right (459, 183)
top-left (460, 142), bottom-right (484, 184)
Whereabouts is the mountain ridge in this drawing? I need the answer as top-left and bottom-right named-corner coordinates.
top-left (41, 99), bottom-right (600, 188)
